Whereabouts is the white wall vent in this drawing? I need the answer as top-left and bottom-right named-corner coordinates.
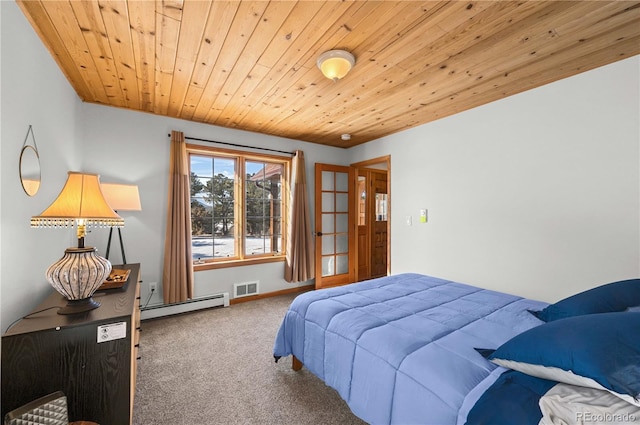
top-left (234, 281), bottom-right (259, 298)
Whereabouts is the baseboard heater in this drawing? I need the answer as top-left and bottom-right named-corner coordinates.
top-left (140, 292), bottom-right (230, 320)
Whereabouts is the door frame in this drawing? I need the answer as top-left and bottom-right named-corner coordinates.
top-left (351, 155), bottom-right (391, 281)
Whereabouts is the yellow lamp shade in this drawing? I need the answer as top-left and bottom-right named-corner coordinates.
top-left (31, 172), bottom-right (123, 228)
top-left (101, 183), bottom-right (142, 211)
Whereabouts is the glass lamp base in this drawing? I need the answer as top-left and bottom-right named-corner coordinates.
top-left (58, 297), bottom-right (101, 315)
top-left (46, 246), bottom-right (111, 315)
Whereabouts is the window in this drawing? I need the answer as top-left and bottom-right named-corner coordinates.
top-left (188, 144), bottom-right (289, 269)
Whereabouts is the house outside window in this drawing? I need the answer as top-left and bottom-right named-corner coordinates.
top-left (188, 144), bottom-right (289, 270)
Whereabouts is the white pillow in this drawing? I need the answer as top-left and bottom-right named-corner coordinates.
top-left (492, 359), bottom-right (640, 407)
top-left (539, 383), bottom-right (640, 425)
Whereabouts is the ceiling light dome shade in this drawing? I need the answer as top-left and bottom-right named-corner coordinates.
top-left (317, 50), bottom-right (355, 81)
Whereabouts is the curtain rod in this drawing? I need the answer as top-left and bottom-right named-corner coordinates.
top-left (169, 134), bottom-right (295, 156)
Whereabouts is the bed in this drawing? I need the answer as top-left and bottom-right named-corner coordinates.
top-left (273, 273), bottom-right (640, 425)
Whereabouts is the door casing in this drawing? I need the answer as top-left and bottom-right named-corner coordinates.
top-left (351, 156), bottom-right (391, 282)
top-left (313, 156), bottom-right (391, 288)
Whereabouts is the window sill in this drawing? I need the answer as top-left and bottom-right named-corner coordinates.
top-left (193, 255), bottom-right (285, 271)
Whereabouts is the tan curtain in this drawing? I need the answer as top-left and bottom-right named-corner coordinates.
top-left (285, 150), bottom-right (315, 282)
top-left (162, 131), bottom-right (194, 304)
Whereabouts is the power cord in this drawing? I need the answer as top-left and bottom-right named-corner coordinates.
top-left (142, 287), bottom-right (155, 309)
top-left (4, 306), bottom-right (61, 334)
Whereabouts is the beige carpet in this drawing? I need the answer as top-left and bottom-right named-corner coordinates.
top-left (133, 293), bottom-right (367, 425)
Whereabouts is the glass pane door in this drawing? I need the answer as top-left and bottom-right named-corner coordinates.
top-left (315, 164), bottom-right (355, 288)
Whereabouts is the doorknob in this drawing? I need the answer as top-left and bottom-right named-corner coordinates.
top-left (316, 232), bottom-right (323, 236)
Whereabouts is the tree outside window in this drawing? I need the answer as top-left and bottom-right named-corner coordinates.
top-left (188, 146), bottom-right (288, 267)
top-left (246, 161), bottom-right (283, 256)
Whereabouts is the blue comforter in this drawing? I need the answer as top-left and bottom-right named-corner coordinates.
top-left (273, 273), bottom-right (547, 425)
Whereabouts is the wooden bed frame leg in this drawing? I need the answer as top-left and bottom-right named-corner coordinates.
top-left (292, 355), bottom-right (303, 371)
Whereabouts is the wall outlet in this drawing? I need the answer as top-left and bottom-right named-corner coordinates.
top-left (149, 282), bottom-right (157, 293)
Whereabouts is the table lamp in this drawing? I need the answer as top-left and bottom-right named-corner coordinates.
top-left (31, 172), bottom-right (124, 314)
top-left (100, 183), bottom-right (142, 264)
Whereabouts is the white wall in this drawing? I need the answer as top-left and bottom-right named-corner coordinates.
top-left (80, 105), bottom-right (348, 306)
top-left (349, 56), bottom-right (640, 302)
top-left (0, 1), bottom-right (83, 330)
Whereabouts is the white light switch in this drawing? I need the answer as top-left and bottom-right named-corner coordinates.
top-left (420, 209), bottom-right (428, 223)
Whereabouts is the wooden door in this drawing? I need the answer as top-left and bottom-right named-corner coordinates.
top-left (314, 163), bottom-right (356, 289)
top-left (352, 156), bottom-right (391, 282)
top-left (371, 171), bottom-right (388, 278)
top-left (355, 169), bottom-right (388, 281)
top-left (356, 173), bottom-right (370, 281)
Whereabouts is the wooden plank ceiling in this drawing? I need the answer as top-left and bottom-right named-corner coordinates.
top-left (18, 1), bottom-right (640, 148)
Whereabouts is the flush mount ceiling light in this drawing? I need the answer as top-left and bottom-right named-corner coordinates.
top-left (317, 50), bottom-right (355, 82)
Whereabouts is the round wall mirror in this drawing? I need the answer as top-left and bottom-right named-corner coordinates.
top-left (20, 145), bottom-right (41, 196)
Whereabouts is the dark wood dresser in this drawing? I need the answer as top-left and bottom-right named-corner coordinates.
top-left (1, 263), bottom-right (141, 424)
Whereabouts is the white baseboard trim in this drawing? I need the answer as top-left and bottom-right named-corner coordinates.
top-left (141, 292), bottom-right (230, 320)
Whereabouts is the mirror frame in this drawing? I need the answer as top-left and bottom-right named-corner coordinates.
top-left (19, 127), bottom-right (41, 196)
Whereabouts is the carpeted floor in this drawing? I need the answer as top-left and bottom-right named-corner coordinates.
top-left (133, 293), bottom-right (367, 425)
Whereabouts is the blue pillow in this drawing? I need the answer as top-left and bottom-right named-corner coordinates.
top-left (464, 370), bottom-right (556, 425)
top-left (483, 312), bottom-right (640, 404)
top-left (530, 278), bottom-right (640, 322)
